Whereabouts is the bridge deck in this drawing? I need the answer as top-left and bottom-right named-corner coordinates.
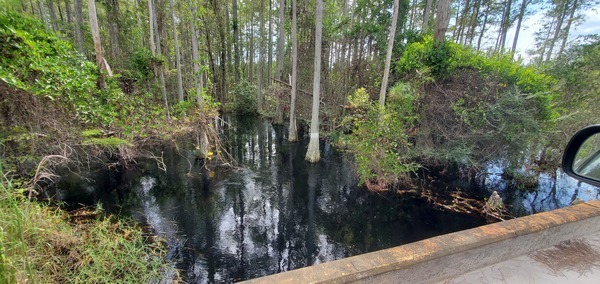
top-left (441, 232), bottom-right (600, 283)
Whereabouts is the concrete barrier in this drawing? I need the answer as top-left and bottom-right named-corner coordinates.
top-left (241, 200), bottom-right (600, 283)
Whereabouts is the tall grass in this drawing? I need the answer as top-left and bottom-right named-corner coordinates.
top-left (0, 167), bottom-right (174, 283)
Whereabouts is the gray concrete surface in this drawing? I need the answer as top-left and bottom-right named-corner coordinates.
top-left (440, 233), bottom-right (600, 284)
top-left (241, 200), bottom-right (600, 284)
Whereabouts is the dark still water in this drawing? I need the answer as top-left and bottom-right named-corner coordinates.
top-left (53, 116), bottom-right (487, 282)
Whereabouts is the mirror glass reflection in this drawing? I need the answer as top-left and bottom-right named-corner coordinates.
top-left (574, 133), bottom-right (600, 181)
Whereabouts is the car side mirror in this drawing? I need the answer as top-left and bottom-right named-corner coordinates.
top-left (562, 125), bottom-right (600, 187)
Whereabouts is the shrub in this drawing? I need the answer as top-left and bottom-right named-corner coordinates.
top-left (230, 80), bottom-right (257, 115)
top-left (396, 36), bottom-right (555, 167)
top-left (342, 85), bottom-right (420, 190)
top-left (0, 12), bottom-right (130, 128)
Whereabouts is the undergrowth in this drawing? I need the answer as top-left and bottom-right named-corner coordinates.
top-left (0, 12), bottom-right (215, 282)
top-left (340, 37), bottom-right (555, 190)
top-left (0, 166), bottom-right (173, 283)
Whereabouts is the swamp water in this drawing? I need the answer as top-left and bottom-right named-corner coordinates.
top-left (51, 116), bottom-right (599, 282)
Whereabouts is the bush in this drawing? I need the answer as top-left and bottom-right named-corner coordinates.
top-left (396, 36), bottom-right (555, 167)
top-left (341, 85), bottom-right (420, 189)
top-left (0, 12), bottom-right (130, 128)
top-left (229, 80), bottom-right (257, 115)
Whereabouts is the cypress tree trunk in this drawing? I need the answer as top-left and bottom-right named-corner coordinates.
top-left (268, 0), bottom-right (273, 85)
top-left (74, 0), bottom-right (85, 53)
top-left (545, 0), bottom-right (569, 61)
top-left (149, 0), bottom-right (170, 118)
top-left (38, 1), bottom-right (50, 31)
top-left (87, 0), bottom-right (105, 89)
top-left (434, 0), bottom-right (451, 45)
top-left (379, 0), bottom-right (399, 106)
top-left (476, 6), bottom-right (488, 51)
top-left (288, 0), bottom-right (298, 142)
top-left (276, 0), bottom-right (285, 80)
top-left (422, 0), bottom-right (433, 31)
top-left (258, 0), bottom-right (265, 113)
top-left (106, 0), bottom-right (121, 64)
top-left (191, 5), bottom-right (203, 103)
top-left (169, 0), bottom-right (184, 102)
top-left (511, 0), bottom-right (528, 54)
top-left (46, 0), bottom-right (58, 31)
top-left (249, 10), bottom-right (254, 84)
top-left (305, 0), bottom-right (323, 163)
top-left (499, 0), bottom-right (513, 52)
top-left (558, 0), bottom-right (578, 56)
top-left (65, 0), bottom-right (72, 24)
top-left (233, 0), bottom-right (240, 81)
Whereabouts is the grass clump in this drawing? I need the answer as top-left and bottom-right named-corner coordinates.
top-left (0, 169), bottom-right (173, 283)
top-left (83, 137), bottom-right (132, 148)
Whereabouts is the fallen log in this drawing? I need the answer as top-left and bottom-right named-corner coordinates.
top-left (271, 77), bottom-right (312, 96)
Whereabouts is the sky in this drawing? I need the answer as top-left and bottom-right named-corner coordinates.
top-left (511, 5), bottom-right (600, 60)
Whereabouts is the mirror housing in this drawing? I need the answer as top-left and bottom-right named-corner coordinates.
top-left (562, 125), bottom-right (600, 187)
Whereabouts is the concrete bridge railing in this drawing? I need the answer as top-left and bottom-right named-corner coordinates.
top-left (241, 200), bottom-right (600, 283)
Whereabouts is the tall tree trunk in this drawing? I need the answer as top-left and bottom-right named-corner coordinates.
top-left (545, 0), bottom-right (569, 61)
top-left (511, 0), bottom-right (528, 54)
top-left (30, 0), bottom-right (36, 15)
top-left (558, 0), bottom-right (578, 56)
top-left (379, 0), bottom-right (399, 106)
top-left (434, 0), bottom-right (451, 44)
top-left (233, 0), bottom-right (240, 81)
top-left (423, 0), bottom-right (433, 31)
top-left (499, 0), bottom-right (513, 52)
top-left (148, 0), bottom-right (156, 55)
top-left (210, 0), bottom-right (227, 103)
top-left (65, 0), bottom-right (72, 24)
top-left (305, 0), bottom-right (323, 163)
top-left (477, 5), bottom-right (488, 51)
top-left (46, 0), bottom-right (58, 31)
top-left (466, 0), bottom-right (481, 46)
top-left (268, 0), bottom-right (273, 85)
top-left (288, 0), bottom-right (298, 142)
top-left (57, 0), bottom-right (64, 22)
top-left (106, 0), bottom-right (121, 64)
top-left (150, 0), bottom-right (170, 118)
top-left (87, 0), bottom-right (105, 89)
top-left (457, 0), bottom-right (472, 44)
top-left (276, 0), bottom-right (285, 80)
top-left (38, 1), bottom-right (50, 31)
top-left (169, 0), bottom-right (184, 102)
top-left (258, 0), bottom-right (265, 112)
top-left (74, 0), bottom-right (84, 53)
top-left (191, 5), bottom-right (209, 159)
top-left (191, 5), bottom-right (203, 102)
top-left (204, 18), bottom-right (218, 98)
top-left (408, 0), bottom-right (417, 31)
top-left (249, 11), bottom-right (255, 83)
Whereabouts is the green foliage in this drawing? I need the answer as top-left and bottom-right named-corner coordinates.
top-left (0, 169), bottom-right (172, 283)
top-left (348, 87), bottom-right (370, 109)
top-left (543, 37), bottom-right (600, 158)
top-left (341, 85), bottom-right (420, 188)
top-left (0, 12), bottom-right (131, 128)
top-left (83, 137), bottom-right (132, 148)
top-left (81, 129), bottom-right (102, 138)
top-left (395, 36), bottom-right (555, 167)
top-left (230, 80), bottom-right (258, 115)
top-left (127, 48), bottom-right (154, 81)
top-left (172, 100), bottom-right (196, 118)
top-left (397, 36), bottom-right (556, 99)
